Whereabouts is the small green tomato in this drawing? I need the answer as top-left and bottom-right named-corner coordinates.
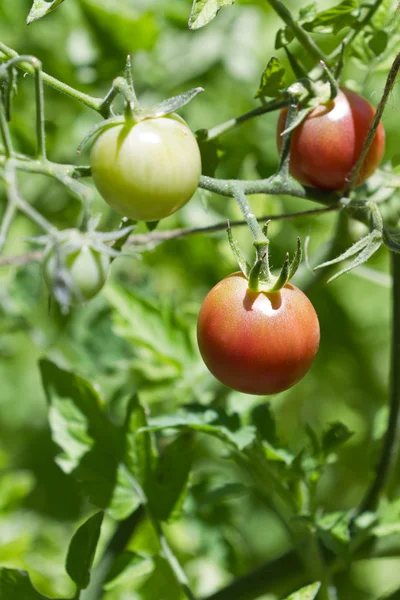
top-left (43, 244), bottom-right (110, 304)
top-left (90, 114), bottom-right (202, 222)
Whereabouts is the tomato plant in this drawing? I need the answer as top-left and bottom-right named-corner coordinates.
top-left (197, 272), bottom-right (320, 395)
top-left (90, 114), bottom-right (202, 222)
top-left (43, 244), bottom-right (110, 303)
top-left (277, 88), bottom-right (385, 191)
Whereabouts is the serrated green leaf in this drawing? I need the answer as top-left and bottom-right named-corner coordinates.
top-left (255, 57), bottom-right (286, 99)
top-left (322, 422), bottom-right (353, 454)
top-left (317, 512), bottom-right (351, 559)
top-left (66, 512), bottom-right (104, 590)
top-left (189, 0), bottom-right (235, 29)
top-left (147, 433), bottom-right (194, 522)
top-left (104, 285), bottom-right (195, 371)
top-left (27, 0), bottom-right (65, 24)
top-left (40, 360), bottom-right (142, 519)
top-left (0, 569), bottom-right (50, 600)
top-left (104, 552), bottom-right (154, 590)
top-left (284, 582), bottom-right (321, 600)
top-left (303, 0), bottom-right (359, 34)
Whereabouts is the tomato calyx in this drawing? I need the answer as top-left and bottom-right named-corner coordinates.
top-left (78, 83), bottom-right (203, 156)
top-left (227, 220), bottom-right (302, 294)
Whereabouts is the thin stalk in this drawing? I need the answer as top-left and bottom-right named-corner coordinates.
top-left (231, 186), bottom-right (266, 243)
top-left (358, 251), bottom-right (400, 513)
top-left (0, 42), bottom-right (104, 112)
top-left (344, 52), bottom-right (400, 195)
top-left (0, 103), bottom-right (13, 157)
top-left (1, 55), bottom-right (46, 158)
top-left (81, 507), bottom-right (145, 600)
top-left (265, 0), bottom-right (329, 64)
top-left (33, 58), bottom-right (46, 159)
top-left (205, 99), bottom-right (287, 141)
top-left (0, 199), bottom-right (17, 252)
top-left (277, 97), bottom-right (297, 177)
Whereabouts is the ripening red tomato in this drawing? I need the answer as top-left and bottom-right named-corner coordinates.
top-left (276, 88), bottom-right (385, 191)
top-left (197, 273), bottom-right (320, 395)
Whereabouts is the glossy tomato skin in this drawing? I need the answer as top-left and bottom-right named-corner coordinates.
top-left (90, 114), bottom-right (202, 222)
top-left (277, 88), bottom-right (385, 191)
top-left (197, 273), bottom-right (320, 395)
top-left (44, 245), bottom-right (110, 302)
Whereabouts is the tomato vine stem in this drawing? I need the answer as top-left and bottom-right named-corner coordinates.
top-left (344, 52), bottom-right (400, 195)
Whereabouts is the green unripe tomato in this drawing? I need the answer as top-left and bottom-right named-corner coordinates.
top-left (90, 114), bottom-right (202, 221)
top-left (43, 245), bottom-right (110, 303)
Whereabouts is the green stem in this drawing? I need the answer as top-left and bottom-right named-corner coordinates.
top-left (265, 0), bottom-right (328, 64)
top-left (81, 507), bottom-right (145, 600)
top-left (200, 175), bottom-right (341, 208)
top-left (205, 99), bottom-right (287, 141)
top-left (231, 186), bottom-right (265, 242)
top-left (358, 251), bottom-right (400, 513)
top-left (33, 59), bottom-right (46, 159)
top-left (0, 42), bottom-right (104, 112)
top-left (0, 103), bottom-right (13, 157)
top-left (344, 52), bottom-right (400, 195)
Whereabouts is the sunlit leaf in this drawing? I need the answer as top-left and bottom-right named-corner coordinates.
top-left (189, 0), bottom-right (235, 29)
top-left (255, 57), bottom-right (286, 99)
top-left (27, 0), bottom-right (65, 24)
top-left (284, 582), bottom-right (321, 600)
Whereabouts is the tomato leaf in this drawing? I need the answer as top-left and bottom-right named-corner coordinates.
top-left (302, 0), bottom-right (359, 34)
top-left (27, 0), bottom-right (65, 24)
top-left (255, 57), bottom-right (286, 100)
top-left (284, 582), bottom-right (321, 600)
top-left (147, 433), bottom-right (195, 522)
top-left (104, 552), bottom-right (154, 590)
top-left (66, 511), bottom-right (104, 590)
top-left (316, 511), bottom-right (351, 559)
top-left (322, 422), bottom-right (353, 454)
top-left (141, 408), bottom-right (256, 451)
top-left (0, 569), bottom-right (52, 599)
top-left (40, 359), bottom-right (142, 520)
top-left (189, 0), bottom-right (235, 29)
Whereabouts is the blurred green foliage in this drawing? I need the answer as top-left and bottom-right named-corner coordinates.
top-left (1, 0), bottom-right (400, 598)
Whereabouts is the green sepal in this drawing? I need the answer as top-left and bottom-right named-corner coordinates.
top-left (140, 88), bottom-right (204, 120)
top-left (227, 223), bottom-right (251, 278)
top-left (77, 116), bottom-right (125, 154)
top-left (288, 237), bottom-right (302, 280)
top-left (269, 253), bottom-right (290, 292)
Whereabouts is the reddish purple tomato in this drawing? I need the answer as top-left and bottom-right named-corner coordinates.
top-left (277, 88), bottom-right (385, 191)
top-left (197, 273), bottom-right (320, 395)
